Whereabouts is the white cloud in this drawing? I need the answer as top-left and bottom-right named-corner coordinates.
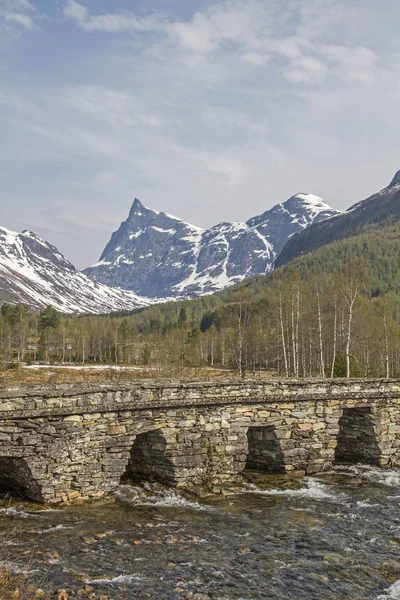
top-left (284, 56), bottom-right (328, 84)
top-left (4, 11), bottom-right (33, 28)
top-left (194, 152), bottom-right (248, 186)
top-left (167, 1), bottom-right (267, 54)
top-left (0, 0), bottom-right (37, 31)
top-left (63, 0), bottom-right (163, 34)
top-left (267, 36), bottom-right (310, 60)
top-left (63, 0), bottom-right (88, 23)
top-left (242, 51), bottom-right (270, 66)
top-left (322, 44), bottom-right (379, 84)
top-left (63, 0), bottom-right (270, 57)
top-left (61, 0), bottom-right (384, 88)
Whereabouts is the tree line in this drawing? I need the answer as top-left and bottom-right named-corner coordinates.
top-left (1, 253), bottom-right (400, 378)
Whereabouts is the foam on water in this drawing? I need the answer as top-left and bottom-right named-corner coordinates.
top-left (37, 524), bottom-right (72, 534)
top-left (361, 467), bottom-right (400, 488)
top-left (336, 465), bottom-right (400, 488)
top-left (245, 478), bottom-right (343, 502)
top-left (355, 500), bottom-right (380, 508)
top-left (86, 574), bottom-right (143, 586)
top-left (0, 506), bottom-right (41, 519)
top-left (144, 493), bottom-right (213, 511)
top-left (116, 484), bottom-right (213, 512)
top-left (376, 580), bottom-right (400, 599)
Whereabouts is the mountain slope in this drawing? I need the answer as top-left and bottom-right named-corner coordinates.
top-left (117, 221), bottom-right (400, 339)
top-left (0, 227), bottom-right (149, 313)
top-left (84, 194), bottom-right (339, 299)
top-left (276, 171), bottom-right (400, 268)
top-left (279, 222), bottom-right (400, 297)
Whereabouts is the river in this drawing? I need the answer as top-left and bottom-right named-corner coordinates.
top-left (1, 465), bottom-right (400, 599)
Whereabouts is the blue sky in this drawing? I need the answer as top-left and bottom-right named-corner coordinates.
top-left (1, 0), bottom-right (400, 268)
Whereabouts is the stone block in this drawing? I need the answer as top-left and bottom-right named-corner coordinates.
top-left (297, 423), bottom-right (312, 431)
top-left (106, 425), bottom-right (126, 435)
top-left (388, 425), bottom-right (400, 434)
top-left (63, 415), bottom-right (84, 423)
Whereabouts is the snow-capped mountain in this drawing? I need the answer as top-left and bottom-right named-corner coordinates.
top-left (0, 227), bottom-right (149, 313)
top-left (84, 194), bottom-right (340, 299)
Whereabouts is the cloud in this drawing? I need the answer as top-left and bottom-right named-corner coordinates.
top-left (322, 44), bottom-right (379, 84)
top-left (194, 152), bottom-right (248, 186)
top-left (63, 0), bottom-right (163, 33)
top-left (63, 0), bottom-right (88, 23)
top-left (284, 56), bottom-right (328, 84)
top-left (4, 11), bottom-right (33, 28)
top-left (61, 0), bottom-right (383, 87)
top-left (266, 36), bottom-right (310, 60)
top-left (63, 0), bottom-right (271, 58)
top-left (0, 0), bottom-right (37, 31)
top-left (167, 1), bottom-right (268, 54)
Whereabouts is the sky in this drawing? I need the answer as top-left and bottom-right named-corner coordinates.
top-left (1, 0), bottom-right (400, 269)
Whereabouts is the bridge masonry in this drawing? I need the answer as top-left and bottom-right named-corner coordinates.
top-left (0, 379), bottom-right (399, 504)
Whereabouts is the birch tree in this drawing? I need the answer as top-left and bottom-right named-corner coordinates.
top-left (340, 260), bottom-right (367, 378)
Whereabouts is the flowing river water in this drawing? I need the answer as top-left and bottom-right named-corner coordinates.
top-left (1, 465), bottom-right (400, 600)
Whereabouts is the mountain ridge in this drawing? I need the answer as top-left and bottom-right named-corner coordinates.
top-left (84, 193), bottom-right (340, 299)
top-left (0, 226), bottom-right (150, 314)
top-left (276, 173), bottom-right (400, 268)
top-left (1, 171), bottom-right (398, 314)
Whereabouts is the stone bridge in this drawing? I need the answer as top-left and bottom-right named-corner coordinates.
top-left (0, 378), bottom-right (399, 504)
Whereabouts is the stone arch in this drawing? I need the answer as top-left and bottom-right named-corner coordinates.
top-left (0, 457), bottom-right (44, 502)
top-left (245, 425), bottom-right (286, 473)
top-left (122, 429), bottom-right (175, 485)
top-left (335, 407), bottom-right (381, 465)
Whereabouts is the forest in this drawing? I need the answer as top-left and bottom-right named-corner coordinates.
top-left (2, 223), bottom-right (400, 379)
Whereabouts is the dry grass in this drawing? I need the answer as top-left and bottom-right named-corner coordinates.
top-left (0, 364), bottom-right (276, 385)
top-left (0, 366), bottom-right (157, 385)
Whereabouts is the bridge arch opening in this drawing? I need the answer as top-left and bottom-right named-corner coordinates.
top-left (335, 407), bottom-right (381, 465)
top-left (245, 426), bottom-right (286, 473)
top-left (122, 430), bottom-right (175, 485)
top-left (0, 457), bottom-right (43, 502)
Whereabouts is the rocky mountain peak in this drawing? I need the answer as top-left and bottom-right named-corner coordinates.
top-left (126, 197), bottom-right (160, 227)
top-left (128, 197), bottom-right (143, 216)
top-left (282, 192), bottom-right (335, 216)
top-left (389, 170), bottom-right (400, 188)
top-left (125, 198), bottom-right (199, 234)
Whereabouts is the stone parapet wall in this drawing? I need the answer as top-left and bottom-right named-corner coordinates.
top-left (1, 378), bottom-right (400, 419)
